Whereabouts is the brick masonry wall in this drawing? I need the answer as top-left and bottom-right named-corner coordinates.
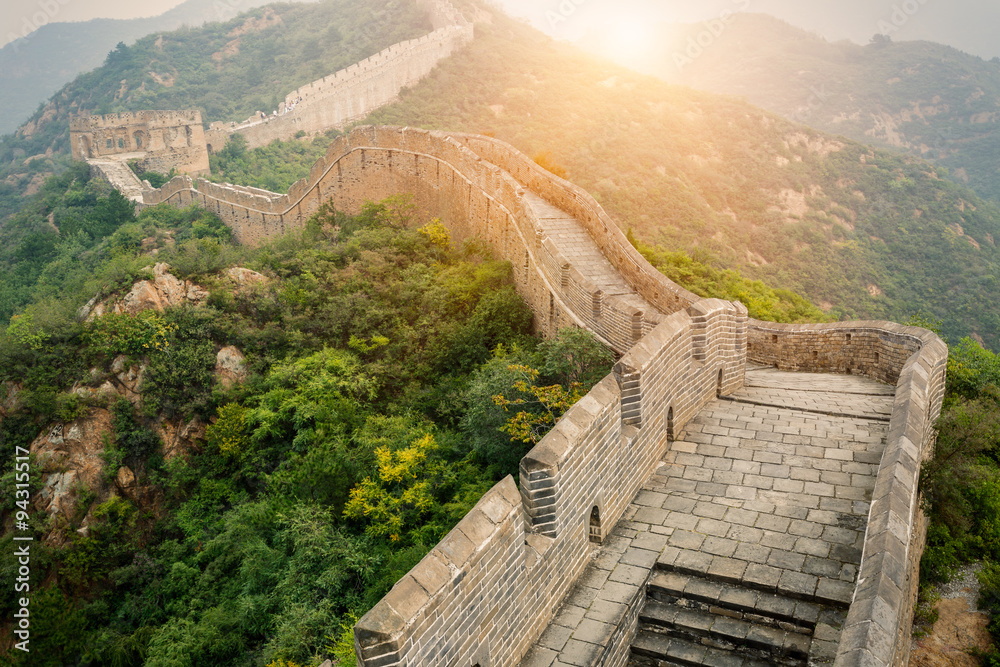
top-left (121, 126), bottom-right (948, 667)
top-left (747, 320), bottom-right (948, 667)
top-left (356, 300), bottom-right (749, 667)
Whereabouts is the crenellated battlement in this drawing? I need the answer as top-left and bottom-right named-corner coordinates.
top-left (204, 0), bottom-right (473, 151)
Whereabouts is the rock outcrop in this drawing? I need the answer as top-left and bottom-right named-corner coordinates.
top-left (226, 266), bottom-right (268, 289)
top-left (215, 346), bottom-right (248, 388)
top-left (79, 262), bottom-right (209, 321)
top-left (31, 410), bottom-right (114, 521)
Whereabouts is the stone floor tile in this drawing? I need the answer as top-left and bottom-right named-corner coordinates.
top-left (696, 517), bottom-right (732, 537)
top-left (669, 530), bottom-right (706, 550)
top-left (523, 368), bottom-right (890, 666)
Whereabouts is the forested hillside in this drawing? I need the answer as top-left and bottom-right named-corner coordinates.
top-left (0, 0), bottom-right (296, 136)
top-left (0, 164), bottom-right (621, 663)
top-left (0, 0), bottom-right (429, 225)
top-left (633, 14), bottom-right (1000, 203)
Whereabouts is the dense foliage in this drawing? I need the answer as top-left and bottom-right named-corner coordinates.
top-left (0, 161), bottom-right (229, 326)
top-left (209, 133), bottom-right (340, 194)
top-left (0, 174), bottom-right (614, 664)
top-left (915, 333), bottom-right (1000, 654)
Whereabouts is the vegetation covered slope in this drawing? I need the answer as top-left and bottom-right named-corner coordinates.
top-left (0, 0), bottom-right (288, 136)
top-left (342, 2), bottom-right (998, 348)
top-left (630, 14), bottom-right (1000, 203)
top-left (0, 167), bottom-right (616, 664)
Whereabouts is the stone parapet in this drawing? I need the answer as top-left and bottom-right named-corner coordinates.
top-left (748, 320), bottom-right (948, 667)
top-left (357, 301), bottom-right (749, 667)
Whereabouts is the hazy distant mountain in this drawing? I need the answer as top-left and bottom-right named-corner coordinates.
top-left (0, 0), bottom-right (308, 135)
top-left (498, 0), bottom-right (1000, 61)
top-left (615, 13), bottom-right (1000, 203)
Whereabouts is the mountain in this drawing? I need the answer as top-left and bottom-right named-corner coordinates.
top-left (359, 3), bottom-right (999, 349)
top-left (4, 0), bottom-right (1000, 350)
top-left (609, 13), bottom-right (1000, 203)
top-left (0, 0), bottom-right (317, 136)
top-left (0, 0), bottom-right (430, 231)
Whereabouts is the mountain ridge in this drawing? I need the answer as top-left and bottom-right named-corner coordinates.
top-left (0, 0), bottom-right (317, 136)
top-left (627, 13), bottom-right (1000, 203)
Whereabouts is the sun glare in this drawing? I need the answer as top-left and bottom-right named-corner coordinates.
top-left (605, 16), bottom-right (655, 62)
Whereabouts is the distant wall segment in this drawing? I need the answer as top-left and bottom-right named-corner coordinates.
top-left (204, 0), bottom-right (474, 151)
top-left (71, 110), bottom-right (210, 175)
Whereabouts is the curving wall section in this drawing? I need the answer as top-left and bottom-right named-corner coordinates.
top-left (120, 126), bottom-right (947, 667)
top-left (140, 126), bottom-right (700, 354)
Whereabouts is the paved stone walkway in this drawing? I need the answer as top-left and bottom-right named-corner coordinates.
top-left (521, 367), bottom-right (894, 667)
top-left (523, 192), bottom-right (653, 316)
top-left (88, 156), bottom-right (147, 202)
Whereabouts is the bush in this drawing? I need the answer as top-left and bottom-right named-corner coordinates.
top-left (86, 311), bottom-right (174, 360)
top-left (111, 399), bottom-right (161, 472)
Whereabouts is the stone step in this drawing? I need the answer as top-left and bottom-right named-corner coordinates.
top-left (656, 547), bottom-right (854, 608)
top-left (639, 600), bottom-right (812, 661)
top-left (630, 630), bottom-right (775, 667)
top-left (647, 571), bottom-right (819, 633)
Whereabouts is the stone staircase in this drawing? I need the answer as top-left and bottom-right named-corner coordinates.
top-left (630, 566), bottom-right (846, 667)
top-left (87, 156), bottom-right (147, 202)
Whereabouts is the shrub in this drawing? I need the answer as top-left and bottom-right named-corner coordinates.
top-left (86, 311), bottom-right (174, 360)
top-left (110, 398), bottom-right (161, 471)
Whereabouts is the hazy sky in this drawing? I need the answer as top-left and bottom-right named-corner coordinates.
top-left (3, 0), bottom-right (999, 59)
top-left (1, 0), bottom-right (188, 47)
top-left (498, 0), bottom-right (1000, 60)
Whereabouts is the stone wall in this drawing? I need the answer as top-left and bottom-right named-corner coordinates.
top-left (356, 300), bottom-right (749, 667)
top-left (71, 110), bottom-right (210, 175)
top-left (139, 126), bottom-right (699, 354)
top-left (117, 126), bottom-right (948, 667)
top-left (204, 0), bottom-right (473, 151)
top-left (747, 321), bottom-right (948, 667)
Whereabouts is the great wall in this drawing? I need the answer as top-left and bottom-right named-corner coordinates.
top-left (73, 2), bottom-right (949, 667)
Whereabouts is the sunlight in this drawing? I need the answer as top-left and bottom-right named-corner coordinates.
top-left (604, 15), bottom-right (656, 62)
